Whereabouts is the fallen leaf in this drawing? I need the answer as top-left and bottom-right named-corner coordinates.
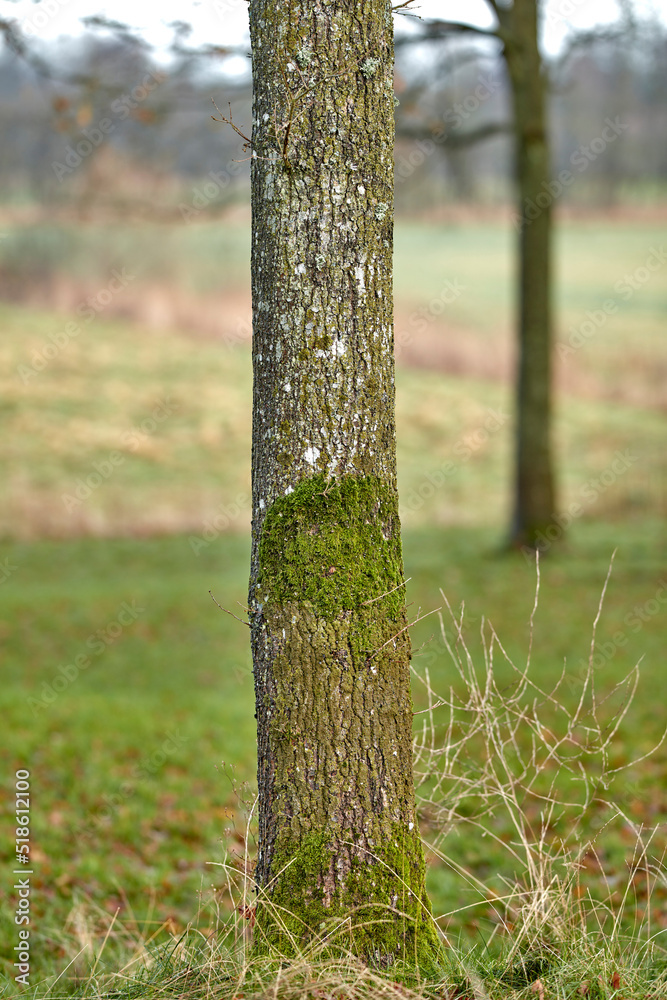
top-left (238, 903), bottom-right (256, 927)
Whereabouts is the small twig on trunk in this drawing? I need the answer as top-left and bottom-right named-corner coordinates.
top-left (393, 0), bottom-right (421, 14)
top-left (210, 591), bottom-right (250, 626)
top-left (211, 99), bottom-right (252, 147)
top-left (370, 607), bottom-right (441, 658)
top-left (362, 578), bottom-right (412, 605)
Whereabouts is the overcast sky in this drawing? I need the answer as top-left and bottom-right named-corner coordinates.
top-left (5, 0), bottom-right (666, 58)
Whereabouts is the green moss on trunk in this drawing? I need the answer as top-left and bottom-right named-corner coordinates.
top-left (264, 823), bottom-right (438, 972)
top-left (251, 475), bottom-right (439, 969)
top-left (256, 475), bottom-right (404, 618)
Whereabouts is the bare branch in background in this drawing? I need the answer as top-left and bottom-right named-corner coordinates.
top-left (395, 19), bottom-right (503, 47)
top-left (0, 16), bottom-right (56, 79)
top-left (397, 120), bottom-right (511, 149)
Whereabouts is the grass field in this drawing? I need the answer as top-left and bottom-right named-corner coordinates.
top-left (0, 301), bottom-right (663, 538)
top-left (0, 214), bottom-right (666, 995)
top-left (1, 527), bottom-right (666, 991)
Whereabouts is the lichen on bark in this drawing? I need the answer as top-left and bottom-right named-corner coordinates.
top-left (247, 0), bottom-right (440, 971)
top-left (252, 475), bottom-right (438, 967)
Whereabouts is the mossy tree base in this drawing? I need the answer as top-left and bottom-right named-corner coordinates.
top-left (250, 477), bottom-right (439, 969)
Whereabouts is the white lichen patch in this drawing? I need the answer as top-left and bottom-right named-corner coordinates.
top-left (304, 446), bottom-right (321, 466)
top-left (354, 266), bottom-right (366, 292)
top-left (295, 46), bottom-right (312, 68)
top-left (360, 57), bottom-right (381, 79)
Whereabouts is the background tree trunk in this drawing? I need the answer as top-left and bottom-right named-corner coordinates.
top-left (502, 0), bottom-right (557, 549)
top-left (247, 0), bottom-right (439, 969)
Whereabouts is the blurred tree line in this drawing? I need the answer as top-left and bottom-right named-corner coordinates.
top-left (0, 14), bottom-right (665, 216)
top-left (0, 25), bottom-right (251, 215)
top-left (393, 14), bottom-right (667, 210)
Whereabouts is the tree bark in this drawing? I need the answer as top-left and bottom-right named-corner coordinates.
top-left (247, 0), bottom-right (439, 970)
top-left (502, 0), bottom-right (557, 549)
top-left (394, 0), bottom-right (558, 551)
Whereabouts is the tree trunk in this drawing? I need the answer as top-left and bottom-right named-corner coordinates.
top-left (503, 0), bottom-right (557, 550)
top-left (247, 0), bottom-right (439, 970)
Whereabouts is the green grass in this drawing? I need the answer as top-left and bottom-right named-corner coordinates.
top-left (0, 303), bottom-right (253, 537)
top-left (0, 533), bottom-right (254, 984)
top-left (0, 297), bottom-right (664, 537)
top-left (1, 526), bottom-right (666, 992)
top-left (1, 215), bottom-right (665, 364)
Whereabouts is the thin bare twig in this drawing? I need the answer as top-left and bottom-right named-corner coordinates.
top-left (587, 550), bottom-right (616, 671)
top-left (211, 99), bottom-right (252, 147)
top-left (210, 591), bottom-right (250, 627)
top-left (362, 578), bottom-right (412, 605)
top-left (526, 549), bottom-right (540, 671)
top-left (370, 606), bottom-right (441, 658)
top-left (392, 0), bottom-right (420, 14)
